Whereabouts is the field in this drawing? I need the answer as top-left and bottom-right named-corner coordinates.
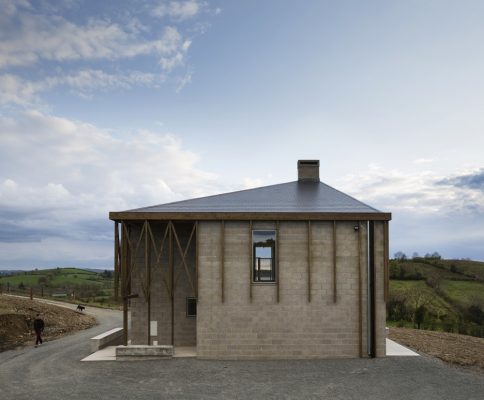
top-left (388, 257), bottom-right (484, 337)
top-left (440, 280), bottom-right (484, 306)
top-left (0, 268), bottom-right (117, 307)
top-left (390, 280), bottom-right (456, 314)
top-left (440, 259), bottom-right (484, 280)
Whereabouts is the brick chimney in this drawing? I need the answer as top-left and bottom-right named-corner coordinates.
top-left (297, 160), bottom-right (320, 182)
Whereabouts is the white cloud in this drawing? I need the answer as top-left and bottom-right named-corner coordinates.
top-left (0, 110), bottom-right (221, 266)
top-left (175, 70), bottom-right (193, 92)
top-left (413, 158), bottom-right (434, 164)
top-left (0, 3), bottom-right (209, 107)
top-left (0, 0), bottom-right (32, 16)
top-left (337, 166), bottom-right (484, 215)
top-left (152, 1), bottom-right (203, 20)
top-left (56, 69), bottom-right (161, 91)
top-left (0, 12), bottom-right (188, 70)
top-left (0, 74), bottom-right (42, 107)
top-left (336, 166), bottom-right (484, 260)
top-left (157, 29), bottom-right (191, 71)
top-left (0, 70), bottom-right (163, 106)
top-left (0, 110), bottom-right (219, 209)
top-left (242, 177), bottom-right (263, 189)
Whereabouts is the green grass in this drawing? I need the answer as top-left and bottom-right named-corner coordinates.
top-left (390, 280), bottom-right (428, 292)
top-left (412, 262), bottom-right (471, 280)
top-left (440, 259), bottom-right (484, 281)
top-left (390, 260), bottom-right (476, 281)
top-left (0, 274), bottom-right (42, 286)
top-left (440, 280), bottom-right (484, 306)
top-left (0, 267), bottom-right (118, 309)
top-left (0, 268), bottom-right (110, 288)
top-left (388, 259), bottom-right (484, 337)
top-left (48, 274), bottom-right (105, 287)
top-left (386, 320), bottom-right (415, 328)
top-left (390, 280), bottom-right (457, 318)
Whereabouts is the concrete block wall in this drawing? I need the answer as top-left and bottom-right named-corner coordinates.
top-left (129, 222), bottom-right (196, 347)
top-left (197, 220), bottom-right (386, 359)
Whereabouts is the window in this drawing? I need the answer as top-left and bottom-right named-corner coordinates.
top-left (186, 297), bottom-right (197, 317)
top-left (252, 230), bottom-right (276, 282)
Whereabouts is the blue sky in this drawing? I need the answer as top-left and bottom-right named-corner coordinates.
top-left (1, 0), bottom-right (484, 268)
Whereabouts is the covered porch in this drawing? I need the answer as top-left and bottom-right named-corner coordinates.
top-left (112, 220), bottom-right (198, 350)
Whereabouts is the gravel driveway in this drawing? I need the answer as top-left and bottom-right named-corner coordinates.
top-left (0, 301), bottom-right (483, 400)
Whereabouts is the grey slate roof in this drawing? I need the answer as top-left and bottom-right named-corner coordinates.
top-left (124, 181), bottom-right (381, 214)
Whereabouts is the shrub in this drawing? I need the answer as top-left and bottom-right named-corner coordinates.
top-left (428, 320), bottom-right (437, 331)
top-left (38, 276), bottom-right (48, 285)
top-left (415, 305), bottom-right (426, 329)
top-left (389, 262), bottom-right (400, 279)
top-left (387, 295), bottom-right (410, 321)
top-left (442, 317), bottom-right (455, 333)
top-left (467, 304), bottom-right (484, 325)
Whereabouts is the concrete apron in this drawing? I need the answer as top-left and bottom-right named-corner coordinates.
top-left (385, 339), bottom-right (419, 356)
top-left (81, 341), bottom-right (418, 361)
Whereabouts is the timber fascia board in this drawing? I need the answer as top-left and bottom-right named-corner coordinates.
top-left (109, 211), bottom-right (392, 222)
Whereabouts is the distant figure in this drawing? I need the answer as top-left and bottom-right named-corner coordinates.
top-left (33, 313), bottom-right (44, 347)
top-left (76, 304), bottom-right (85, 312)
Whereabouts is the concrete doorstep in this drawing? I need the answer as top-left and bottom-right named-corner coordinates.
top-left (81, 345), bottom-right (198, 361)
top-left (116, 345), bottom-right (174, 361)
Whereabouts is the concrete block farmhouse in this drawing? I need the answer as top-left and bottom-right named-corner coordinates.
top-left (109, 160), bottom-right (391, 359)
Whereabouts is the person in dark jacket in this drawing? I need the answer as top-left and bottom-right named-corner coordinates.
top-left (33, 313), bottom-right (44, 346)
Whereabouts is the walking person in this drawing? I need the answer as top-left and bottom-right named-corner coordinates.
top-left (33, 313), bottom-right (44, 347)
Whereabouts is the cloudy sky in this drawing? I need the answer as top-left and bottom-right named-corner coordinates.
top-left (1, 0), bottom-right (483, 269)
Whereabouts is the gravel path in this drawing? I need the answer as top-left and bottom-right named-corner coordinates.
top-left (0, 302), bottom-right (483, 400)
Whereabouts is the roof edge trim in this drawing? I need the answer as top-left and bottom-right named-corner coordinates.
top-left (109, 211), bottom-right (392, 222)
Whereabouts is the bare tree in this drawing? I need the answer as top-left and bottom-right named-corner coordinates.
top-left (405, 286), bottom-right (434, 329)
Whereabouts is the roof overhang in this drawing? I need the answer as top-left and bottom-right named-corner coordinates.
top-left (109, 211), bottom-right (392, 222)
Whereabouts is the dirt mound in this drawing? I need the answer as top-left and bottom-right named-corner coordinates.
top-left (389, 327), bottom-right (484, 371)
top-left (0, 294), bottom-right (96, 351)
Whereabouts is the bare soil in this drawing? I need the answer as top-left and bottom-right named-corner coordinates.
top-left (0, 294), bottom-right (96, 351)
top-left (389, 327), bottom-right (484, 371)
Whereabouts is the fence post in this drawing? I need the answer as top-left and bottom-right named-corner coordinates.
top-left (30, 287), bottom-right (33, 300)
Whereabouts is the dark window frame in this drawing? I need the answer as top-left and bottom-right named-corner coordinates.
top-left (252, 229), bottom-right (277, 283)
top-left (186, 297), bottom-right (197, 318)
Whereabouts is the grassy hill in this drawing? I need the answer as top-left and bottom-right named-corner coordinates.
top-left (388, 257), bottom-right (484, 338)
top-left (0, 267), bottom-right (116, 306)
